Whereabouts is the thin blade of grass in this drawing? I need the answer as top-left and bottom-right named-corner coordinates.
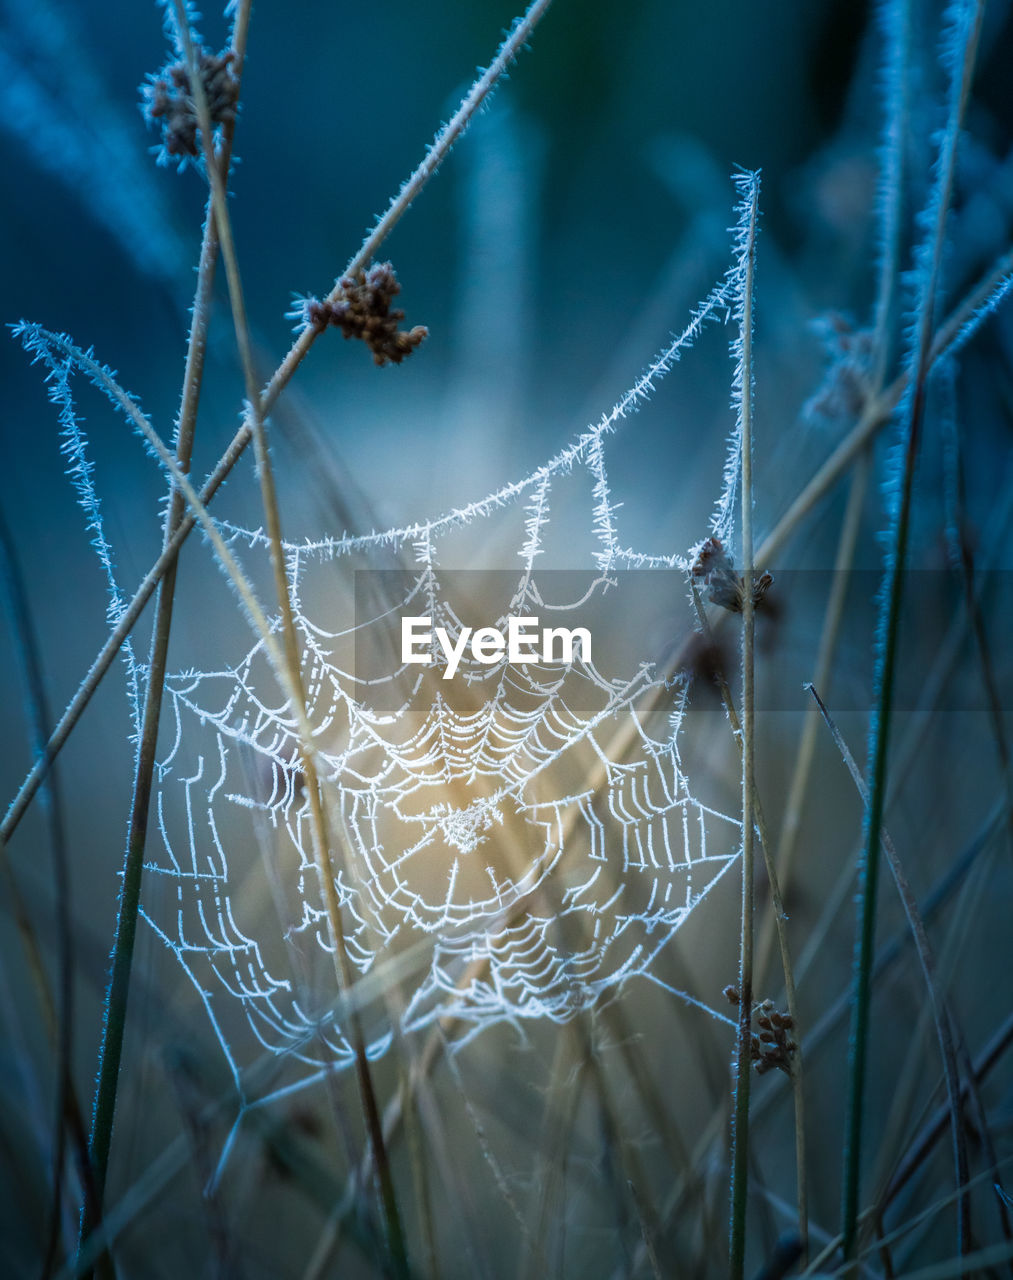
top-left (807, 683), bottom-right (971, 1261)
top-left (0, 508), bottom-right (94, 1273)
top-left (839, 1), bottom-right (986, 1261)
top-left (80, 11), bottom-right (251, 1271)
top-left (729, 168), bottom-right (760, 1280)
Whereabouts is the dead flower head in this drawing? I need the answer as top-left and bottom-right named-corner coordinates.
top-left (142, 48), bottom-right (239, 166)
top-left (296, 263), bottom-right (429, 366)
top-left (724, 987), bottom-right (797, 1077)
top-left (690, 537), bottom-right (772, 613)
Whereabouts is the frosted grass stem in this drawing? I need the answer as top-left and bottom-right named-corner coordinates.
top-left (81, 9), bottom-right (251, 1274)
top-left (171, 0), bottom-right (408, 1264)
top-left (691, 585), bottom-right (807, 1257)
top-left (840, 0), bottom-right (985, 1262)
top-left (728, 169), bottom-right (759, 1280)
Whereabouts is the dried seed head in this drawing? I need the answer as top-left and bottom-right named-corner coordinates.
top-left (293, 263), bottom-right (428, 366)
top-left (142, 47), bottom-right (239, 167)
top-left (691, 537), bottom-right (742, 610)
top-left (690, 537), bottom-right (773, 614)
top-left (728, 991), bottom-right (799, 1078)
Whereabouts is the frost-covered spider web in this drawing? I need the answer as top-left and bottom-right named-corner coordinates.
top-left (15, 177), bottom-right (759, 1106)
top-left (141, 251), bottom-right (754, 1095)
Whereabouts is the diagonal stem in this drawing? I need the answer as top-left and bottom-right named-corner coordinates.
top-left (808, 683), bottom-right (971, 1262)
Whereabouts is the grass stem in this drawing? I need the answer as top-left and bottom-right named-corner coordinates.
top-left (839, 2), bottom-right (985, 1260)
top-left (728, 170), bottom-right (760, 1280)
top-left (80, 11), bottom-right (251, 1271)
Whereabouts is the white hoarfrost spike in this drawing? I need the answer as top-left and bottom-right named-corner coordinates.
top-left (708, 170), bottom-right (761, 550)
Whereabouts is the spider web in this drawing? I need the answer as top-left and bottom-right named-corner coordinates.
top-left (15, 177), bottom-right (758, 1115)
top-left (140, 265), bottom-right (751, 1102)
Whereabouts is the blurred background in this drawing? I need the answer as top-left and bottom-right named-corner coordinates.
top-left (2, 0), bottom-right (1013, 1275)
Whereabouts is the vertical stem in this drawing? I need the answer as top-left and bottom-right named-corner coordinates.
top-left (840, 1), bottom-right (984, 1261)
top-left (766, 450), bottom-right (869, 974)
top-left (728, 172), bottom-right (759, 1280)
top-left (692, 585), bottom-right (807, 1259)
top-left (171, 4), bottom-right (407, 1268)
top-left (0, 511), bottom-right (97, 1274)
top-left (81, 13), bottom-right (251, 1270)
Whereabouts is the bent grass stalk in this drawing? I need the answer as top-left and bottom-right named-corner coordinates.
top-left (763, 449), bottom-right (868, 987)
top-left (807, 684), bottom-right (970, 1259)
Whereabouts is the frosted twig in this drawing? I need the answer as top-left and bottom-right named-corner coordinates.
top-left (18, 330), bottom-right (310, 748)
top-left (870, 0), bottom-right (912, 388)
top-left (690, 581), bottom-right (807, 1256)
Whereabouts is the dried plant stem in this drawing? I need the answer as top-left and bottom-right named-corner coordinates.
top-left (172, 2), bottom-right (407, 1264)
top-left (729, 172), bottom-right (759, 1280)
top-left (840, 3), bottom-right (985, 1261)
top-left (692, 586), bottom-right (807, 1258)
top-left (0, 510), bottom-right (95, 1274)
top-left (807, 684), bottom-right (970, 1260)
top-left (84, 228), bottom-right (214, 1225)
top-left (764, 449), bottom-right (869, 980)
top-left (79, 13), bottom-right (251, 1272)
